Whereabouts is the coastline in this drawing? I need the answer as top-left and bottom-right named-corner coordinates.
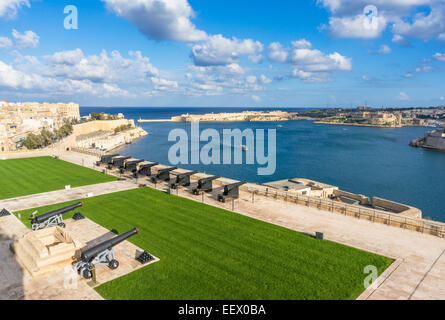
top-left (314, 121), bottom-right (402, 128)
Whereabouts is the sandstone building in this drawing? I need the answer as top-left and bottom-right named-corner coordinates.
top-left (0, 100), bottom-right (80, 152)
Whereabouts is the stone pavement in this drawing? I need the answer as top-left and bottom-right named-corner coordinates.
top-left (0, 180), bottom-right (138, 212)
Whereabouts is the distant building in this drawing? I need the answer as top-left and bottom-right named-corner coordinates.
top-left (0, 101), bottom-right (80, 152)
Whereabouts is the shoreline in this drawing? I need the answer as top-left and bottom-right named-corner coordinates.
top-left (315, 121), bottom-right (403, 128)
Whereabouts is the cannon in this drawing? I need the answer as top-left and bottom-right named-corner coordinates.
top-left (73, 228), bottom-right (139, 279)
top-left (124, 159), bottom-right (144, 171)
top-left (217, 181), bottom-right (247, 203)
top-left (120, 158), bottom-right (144, 174)
top-left (136, 162), bottom-right (159, 177)
top-left (169, 171), bottom-right (199, 189)
top-left (98, 154), bottom-right (119, 166)
top-left (110, 156), bottom-right (131, 168)
top-left (192, 175), bottom-right (221, 195)
top-left (31, 202), bottom-right (83, 231)
top-left (150, 167), bottom-right (178, 183)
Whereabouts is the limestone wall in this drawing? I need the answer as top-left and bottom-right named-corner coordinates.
top-left (373, 197), bottom-right (422, 219)
top-left (333, 190), bottom-right (371, 205)
top-left (72, 119), bottom-right (135, 135)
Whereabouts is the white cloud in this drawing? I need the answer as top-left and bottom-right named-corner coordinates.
top-left (184, 63), bottom-right (264, 96)
top-left (327, 13), bottom-right (387, 39)
top-left (41, 49), bottom-right (160, 84)
top-left (415, 65), bottom-right (433, 73)
top-left (369, 44), bottom-right (392, 55)
top-left (392, 4), bottom-right (445, 40)
top-left (259, 74), bottom-right (272, 84)
top-left (48, 48), bottom-right (84, 65)
top-left (151, 77), bottom-right (178, 91)
top-left (268, 39), bottom-right (352, 82)
top-left (439, 33), bottom-right (445, 42)
top-left (0, 29), bottom-right (39, 49)
top-left (190, 34), bottom-right (263, 66)
top-left (0, 49), bottom-right (183, 99)
top-left (378, 44), bottom-right (392, 54)
top-left (102, 0), bottom-right (207, 42)
top-left (397, 92), bottom-right (410, 101)
top-left (251, 95), bottom-right (261, 102)
top-left (392, 34), bottom-right (411, 47)
top-left (440, 96), bottom-right (444, 100)
top-left (0, 0), bottom-right (30, 19)
top-left (0, 37), bottom-right (12, 48)
top-left (12, 29), bottom-right (39, 48)
top-left (246, 75), bottom-right (257, 84)
top-left (292, 39), bottom-right (312, 49)
top-left (268, 42), bottom-right (289, 63)
top-left (433, 53), bottom-right (445, 61)
top-left (318, 0), bottom-right (445, 41)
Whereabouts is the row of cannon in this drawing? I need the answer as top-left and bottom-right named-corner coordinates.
top-left (98, 154), bottom-right (247, 203)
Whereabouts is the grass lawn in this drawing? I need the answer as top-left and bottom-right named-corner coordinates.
top-left (0, 156), bottom-right (116, 200)
top-left (16, 188), bottom-right (393, 300)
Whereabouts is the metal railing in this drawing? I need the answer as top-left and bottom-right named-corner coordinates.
top-left (246, 186), bottom-right (445, 239)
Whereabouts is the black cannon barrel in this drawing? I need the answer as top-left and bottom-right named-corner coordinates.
top-left (158, 167), bottom-right (178, 174)
top-left (140, 162), bottom-right (159, 168)
top-left (176, 170), bottom-right (199, 179)
top-left (101, 154), bottom-right (119, 163)
top-left (125, 159), bottom-right (144, 167)
top-left (224, 181), bottom-right (248, 194)
top-left (80, 228), bottom-right (139, 262)
top-left (138, 162), bottom-right (159, 175)
top-left (113, 156), bottom-right (131, 167)
top-left (124, 159), bottom-right (144, 171)
top-left (198, 175), bottom-right (221, 187)
top-left (32, 202), bottom-right (83, 224)
top-left (139, 162), bottom-right (159, 170)
top-left (172, 171), bottom-right (199, 186)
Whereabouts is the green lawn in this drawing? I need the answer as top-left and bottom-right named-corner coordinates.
top-left (0, 156), bottom-right (116, 200)
top-left (15, 188), bottom-right (392, 300)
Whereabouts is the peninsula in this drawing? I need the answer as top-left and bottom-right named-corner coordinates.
top-left (171, 111), bottom-right (303, 122)
top-left (166, 106), bottom-right (445, 127)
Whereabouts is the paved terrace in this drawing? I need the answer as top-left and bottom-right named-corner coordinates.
top-left (1, 150), bottom-right (445, 300)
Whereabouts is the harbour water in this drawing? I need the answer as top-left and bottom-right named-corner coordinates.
top-left (81, 107), bottom-right (445, 222)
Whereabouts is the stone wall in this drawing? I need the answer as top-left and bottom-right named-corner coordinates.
top-left (333, 190), bottom-right (371, 205)
top-left (373, 197), bottom-right (422, 219)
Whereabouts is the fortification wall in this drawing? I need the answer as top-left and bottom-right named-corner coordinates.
top-left (333, 190), bottom-right (371, 205)
top-left (373, 197), bottom-right (422, 219)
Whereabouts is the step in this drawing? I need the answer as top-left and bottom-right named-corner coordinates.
top-left (13, 243), bottom-right (39, 275)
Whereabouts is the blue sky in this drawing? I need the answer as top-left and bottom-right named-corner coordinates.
top-left (0, 0), bottom-right (444, 108)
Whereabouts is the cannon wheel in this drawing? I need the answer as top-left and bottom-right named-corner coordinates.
top-left (82, 269), bottom-right (93, 279)
top-left (108, 260), bottom-right (119, 270)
